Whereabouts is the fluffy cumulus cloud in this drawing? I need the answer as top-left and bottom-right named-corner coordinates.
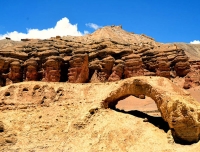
top-left (86, 23), bottom-right (101, 30)
top-left (190, 40), bottom-right (200, 44)
top-left (0, 17), bottom-right (83, 41)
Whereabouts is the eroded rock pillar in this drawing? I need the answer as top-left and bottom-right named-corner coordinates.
top-left (122, 54), bottom-right (144, 78)
top-left (24, 59), bottom-right (39, 81)
top-left (5, 60), bottom-right (22, 85)
top-left (156, 53), bottom-right (171, 78)
top-left (108, 60), bottom-right (124, 82)
top-left (42, 57), bottom-right (63, 82)
top-left (68, 54), bottom-right (89, 83)
top-left (90, 56), bottom-right (114, 82)
top-left (0, 58), bottom-right (5, 86)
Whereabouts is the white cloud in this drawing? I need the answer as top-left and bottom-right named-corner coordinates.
top-left (190, 40), bottom-right (200, 44)
top-left (83, 30), bottom-right (90, 35)
top-left (0, 17), bottom-right (83, 41)
top-left (86, 23), bottom-right (101, 30)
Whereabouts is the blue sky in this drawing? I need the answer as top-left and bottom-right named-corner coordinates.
top-left (0, 0), bottom-right (200, 43)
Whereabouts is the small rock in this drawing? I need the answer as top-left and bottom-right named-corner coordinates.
top-left (143, 118), bottom-right (148, 122)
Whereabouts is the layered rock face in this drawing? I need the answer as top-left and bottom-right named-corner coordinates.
top-left (183, 61), bottom-right (200, 89)
top-left (173, 53), bottom-right (190, 77)
top-left (141, 44), bottom-right (190, 78)
top-left (68, 54), bottom-right (89, 83)
top-left (40, 56), bottom-right (62, 82)
top-left (0, 26), bottom-right (191, 86)
top-left (155, 53), bottom-right (171, 78)
top-left (90, 56), bottom-right (115, 82)
top-left (122, 54), bottom-right (144, 78)
top-left (108, 59), bottom-right (124, 82)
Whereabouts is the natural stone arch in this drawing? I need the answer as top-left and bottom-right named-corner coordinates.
top-left (102, 76), bottom-right (200, 143)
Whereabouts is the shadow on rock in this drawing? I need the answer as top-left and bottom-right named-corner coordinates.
top-left (114, 108), bottom-right (169, 133)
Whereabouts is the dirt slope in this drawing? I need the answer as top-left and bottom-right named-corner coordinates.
top-left (176, 43), bottom-right (200, 61)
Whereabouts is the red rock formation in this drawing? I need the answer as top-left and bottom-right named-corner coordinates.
top-left (68, 54), bottom-right (89, 83)
top-left (42, 57), bottom-right (63, 82)
top-left (108, 60), bottom-right (124, 82)
top-left (24, 59), bottom-right (39, 81)
top-left (156, 53), bottom-right (171, 78)
top-left (90, 56), bottom-right (114, 82)
top-left (173, 51), bottom-right (190, 77)
top-left (122, 54), bottom-right (144, 78)
top-left (0, 26), bottom-right (193, 85)
top-left (5, 60), bottom-right (22, 85)
top-left (0, 57), bottom-right (5, 86)
top-left (183, 61), bottom-right (200, 89)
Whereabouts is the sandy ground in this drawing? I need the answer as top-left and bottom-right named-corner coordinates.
top-left (187, 86), bottom-right (200, 102)
top-left (116, 86), bottom-right (200, 117)
top-left (116, 95), bottom-right (159, 115)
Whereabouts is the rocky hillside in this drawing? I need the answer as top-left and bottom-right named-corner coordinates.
top-left (1, 77), bottom-right (200, 151)
top-left (0, 25), bottom-right (197, 85)
top-left (0, 25), bottom-right (200, 151)
top-left (176, 43), bottom-right (200, 61)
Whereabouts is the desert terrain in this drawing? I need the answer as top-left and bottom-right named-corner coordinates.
top-left (0, 26), bottom-right (200, 151)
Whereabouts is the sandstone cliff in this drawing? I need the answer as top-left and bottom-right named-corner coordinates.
top-left (0, 26), bottom-right (193, 84)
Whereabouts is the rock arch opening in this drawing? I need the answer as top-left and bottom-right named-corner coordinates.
top-left (102, 77), bottom-right (200, 144)
top-left (110, 95), bottom-right (169, 133)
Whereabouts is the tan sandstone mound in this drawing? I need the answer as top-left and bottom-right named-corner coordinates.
top-left (1, 77), bottom-right (200, 151)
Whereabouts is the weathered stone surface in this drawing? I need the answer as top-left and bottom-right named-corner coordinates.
top-left (68, 54), bottom-right (89, 83)
top-left (171, 51), bottom-right (190, 77)
top-left (108, 60), bottom-right (124, 82)
top-left (42, 56), bottom-right (63, 82)
top-left (156, 53), bottom-right (171, 78)
top-left (0, 50), bottom-right (28, 61)
top-left (183, 61), bottom-right (200, 89)
top-left (90, 56), bottom-right (114, 82)
top-left (0, 76), bottom-right (200, 149)
top-left (3, 60), bottom-right (23, 85)
top-left (122, 54), bottom-right (144, 78)
top-left (174, 62), bottom-right (190, 77)
top-left (24, 59), bottom-right (39, 81)
top-left (176, 43), bottom-right (200, 61)
top-left (1, 26), bottom-right (200, 149)
top-left (0, 57), bottom-right (5, 87)
top-left (0, 26), bottom-right (193, 85)
top-left (102, 77), bottom-right (200, 143)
